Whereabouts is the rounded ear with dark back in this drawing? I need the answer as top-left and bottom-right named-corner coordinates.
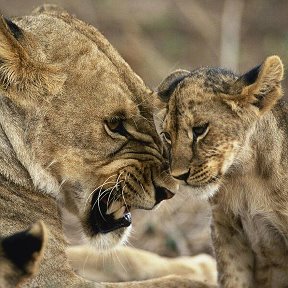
top-left (0, 16), bottom-right (66, 102)
top-left (157, 69), bottom-right (191, 103)
top-left (228, 55), bottom-right (284, 115)
top-left (0, 221), bottom-right (47, 287)
top-left (2, 221), bottom-right (47, 275)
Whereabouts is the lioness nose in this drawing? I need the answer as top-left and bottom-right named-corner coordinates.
top-left (172, 171), bottom-right (190, 181)
top-left (155, 187), bottom-right (174, 205)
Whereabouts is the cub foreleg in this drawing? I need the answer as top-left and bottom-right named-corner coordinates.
top-left (211, 207), bottom-right (254, 288)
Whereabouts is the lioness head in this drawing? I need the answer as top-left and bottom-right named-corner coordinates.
top-left (0, 222), bottom-right (47, 288)
top-left (158, 56), bottom-right (284, 198)
top-left (0, 8), bottom-right (175, 249)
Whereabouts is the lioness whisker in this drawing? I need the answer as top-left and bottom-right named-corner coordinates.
top-left (93, 188), bottom-right (112, 221)
top-left (114, 248), bottom-right (128, 274)
top-left (140, 183), bottom-right (146, 195)
top-left (45, 159), bottom-right (58, 169)
top-left (121, 173), bottom-right (129, 213)
top-left (84, 174), bottom-right (117, 207)
top-left (84, 182), bottom-right (117, 209)
top-left (93, 188), bottom-right (112, 210)
top-left (94, 179), bottom-right (124, 221)
top-left (106, 172), bottom-right (124, 210)
top-left (98, 181), bottom-right (123, 218)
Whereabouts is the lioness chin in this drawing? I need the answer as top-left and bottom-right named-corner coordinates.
top-left (158, 55), bottom-right (288, 287)
top-left (0, 5), bottom-right (185, 287)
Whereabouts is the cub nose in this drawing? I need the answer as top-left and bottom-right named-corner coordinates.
top-left (172, 171), bottom-right (190, 181)
top-left (155, 186), bottom-right (174, 205)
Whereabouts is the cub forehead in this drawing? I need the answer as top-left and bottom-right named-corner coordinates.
top-left (166, 67), bottom-right (238, 106)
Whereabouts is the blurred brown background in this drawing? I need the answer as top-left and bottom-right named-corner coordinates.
top-left (2, 0), bottom-right (287, 257)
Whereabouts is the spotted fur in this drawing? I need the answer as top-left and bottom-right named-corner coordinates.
top-left (159, 56), bottom-right (288, 287)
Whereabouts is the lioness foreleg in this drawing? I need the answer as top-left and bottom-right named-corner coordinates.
top-left (104, 275), bottom-right (217, 288)
top-left (67, 245), bottom-right (216, 284)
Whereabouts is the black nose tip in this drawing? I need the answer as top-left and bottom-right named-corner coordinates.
top-left (155, 187), bottom-right (174, 205)
top-left (172, 171), bottom-right (190, 181)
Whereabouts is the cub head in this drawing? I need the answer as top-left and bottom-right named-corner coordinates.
top-left (0, 222), bottom-right (47, 288)
top-left (158, 56), bottom-right (284, 198)
top-left (0, 9), bottom-right (175, 249)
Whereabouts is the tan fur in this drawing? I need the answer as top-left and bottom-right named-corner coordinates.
top-left (159, 56), bottom-right (288, 287)
top-left (67, 245), bottom-right (216, 283)
top-left (0, 222), bottom-right (47, 288)
top-left (0, 5), bottom-right (216, 288)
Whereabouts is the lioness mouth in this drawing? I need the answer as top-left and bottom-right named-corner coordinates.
top-left (89, 188), bottom-right (131, 234)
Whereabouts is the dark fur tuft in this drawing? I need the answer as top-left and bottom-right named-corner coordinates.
top-left (241, 65), bottom-right (261, 85)
top-left (4, 17), bottom-right (23, 39)
top-left (158, 74), bottom-right (189, 102)
top-left (2, 228), bottom-right (42, 272)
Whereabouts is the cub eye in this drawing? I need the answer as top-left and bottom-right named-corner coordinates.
top-left (105, 119), bottom-right (127, 136)
top-left (161, 131), bottom-right (172, 144)
top-left (192, 123), bottom-right (209, 139)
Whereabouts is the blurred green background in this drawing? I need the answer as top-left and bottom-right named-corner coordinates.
top-left (2, 0), bottom-right (287, 257)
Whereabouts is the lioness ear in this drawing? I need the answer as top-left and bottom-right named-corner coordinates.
top-left (0, 16), bottom-right (66, 99)
top-left (157, 69), bottom-right (190, 103)
top-left (2, 221), bottom-right (47, 276)
top-left (234, 56), bottom-right (284, 114)
top-left (0, 16), bottom-right (27, 87)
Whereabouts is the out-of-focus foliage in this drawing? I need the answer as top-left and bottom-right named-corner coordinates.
top-left (1, 0), bottom-right (287, 257)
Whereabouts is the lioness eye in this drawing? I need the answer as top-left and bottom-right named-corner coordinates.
top-left (105, 119), bottom-right (127, 136)
top-left (161, 132), bottom-right (172, 144)
top-left (192, 123), bottom-right (209, 138)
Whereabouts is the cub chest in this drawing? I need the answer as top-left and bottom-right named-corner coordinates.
top-left (240, 213), bottom-right (288, 265)
top-left (226, 177), bottom-right (288, 266)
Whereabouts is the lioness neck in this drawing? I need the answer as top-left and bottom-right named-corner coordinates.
top-left (0, 97), bottom-right (33, 190)
top-left (0, 97), bottom-right (60, 196)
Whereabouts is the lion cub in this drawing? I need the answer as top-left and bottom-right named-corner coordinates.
top-left (0, 222), bottom-right (46, 288)
top-left (158, 56), bottom-right (287, 287)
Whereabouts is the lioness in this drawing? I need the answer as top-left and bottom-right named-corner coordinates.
top-left (0, 5), bottom-right (216, 288)
top-left (158, 55), bottom-right (287, 287)
top-left (0, 5), bottom-right (176, 287)
top-left (0, 222), bottom-right (46, 288)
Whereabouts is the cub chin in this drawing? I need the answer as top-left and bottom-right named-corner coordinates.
top-left (158, 56), bottom-right (288, 287)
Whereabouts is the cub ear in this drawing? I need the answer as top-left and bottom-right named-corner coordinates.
top-left (2, 221), bottom-right (47, 277)
top-left (157, 69), bottom-right (190, 103)
top-left (0, 16), bottom-right (66, 99)
top-left (233, 55), bottom-right (284, 114)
